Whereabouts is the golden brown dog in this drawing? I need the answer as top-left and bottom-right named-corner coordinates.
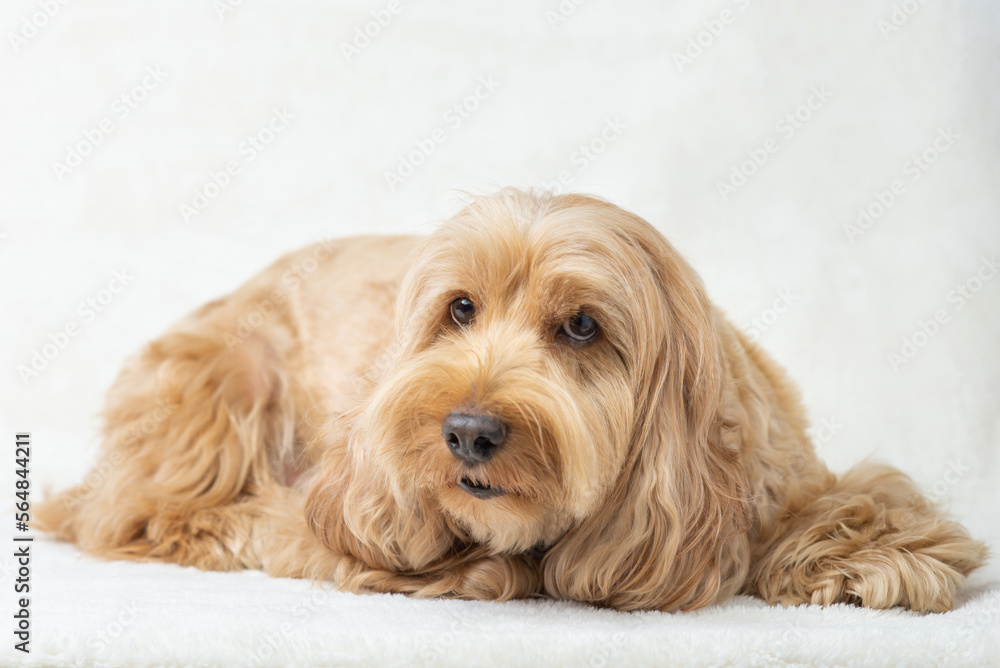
top-left (37, 189), bottom-right (986, 612)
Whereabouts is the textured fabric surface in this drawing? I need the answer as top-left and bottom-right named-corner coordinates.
top-left (0, 540), bottom-right (996, 668)
top-left (1, 0), bottom-right (998, 666)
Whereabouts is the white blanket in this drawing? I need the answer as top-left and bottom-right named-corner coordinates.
top-left (1, 0), bottom-right (998, 665)
top-left (1, 541), bottom-right (995, 667)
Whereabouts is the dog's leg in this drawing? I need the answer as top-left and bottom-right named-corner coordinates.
top-left (35, 322), bottom-right (299, 571)
top-left (304, 551), bottom-right (543, 602)
top-left (302, 466), bottom-right (543, 600)
top-left (747, 462), bottom-right (987, 612)
top-left (236, 482), bottom-right (541, 600)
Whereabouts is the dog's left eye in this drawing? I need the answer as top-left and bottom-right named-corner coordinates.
top-left (450, 297), bottom-right (476, 327)
top-left (561, 313), bottom-right (599, 343)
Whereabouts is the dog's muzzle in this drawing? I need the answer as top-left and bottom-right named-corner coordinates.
top-left (443, 412), bottom-right (508, 498)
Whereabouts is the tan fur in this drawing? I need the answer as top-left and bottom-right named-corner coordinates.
top-left (36, 189), bottom-right (986, 612)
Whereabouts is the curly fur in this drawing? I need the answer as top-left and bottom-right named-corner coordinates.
top-left (36, 189), bottom-right (986, 612)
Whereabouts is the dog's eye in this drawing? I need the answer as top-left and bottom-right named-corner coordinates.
top-left (561, 313), bottom-right (598, 343)
top-left (450, 297), bottom-right (476, 327)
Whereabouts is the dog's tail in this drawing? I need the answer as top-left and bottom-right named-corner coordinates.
top-left (35, 320), bottom-right (298, 570)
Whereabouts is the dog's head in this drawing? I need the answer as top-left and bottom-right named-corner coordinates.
top-left (307, 189), bottom-right (750, 610)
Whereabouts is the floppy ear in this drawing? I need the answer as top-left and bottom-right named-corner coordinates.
top-left (302, 233), bottom-right (461, 573)
top-left (541, 218), bottom-right (752, 611)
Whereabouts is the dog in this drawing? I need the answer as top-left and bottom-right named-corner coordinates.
top-left (37, 188), bottom-right (986, 612)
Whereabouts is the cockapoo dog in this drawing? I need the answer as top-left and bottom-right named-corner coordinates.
top-left (38, 189), bottom-right (985, 612)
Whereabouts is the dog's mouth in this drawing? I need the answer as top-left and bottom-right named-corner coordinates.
top-left (458, 476), bottom-right (506, 499)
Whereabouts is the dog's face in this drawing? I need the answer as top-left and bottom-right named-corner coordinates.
top-left (358, 195), bottom-right (660, 553)
top-left (308, 190), bottom-right (750, 609)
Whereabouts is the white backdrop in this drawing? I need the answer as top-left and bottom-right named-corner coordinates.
top-left (1, 0), bottom-right (998, 665)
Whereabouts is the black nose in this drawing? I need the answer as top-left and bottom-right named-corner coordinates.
top-left (442, 412), bottom-right (506, 464)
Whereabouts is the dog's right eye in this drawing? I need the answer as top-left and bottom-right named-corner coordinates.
top-left (449, 297), bottom-right (476, 327)
top-left (561, 312), bottom-right (599, 343)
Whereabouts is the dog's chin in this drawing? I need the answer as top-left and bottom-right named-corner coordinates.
top-left (434, 478), bottom-right (571, 553)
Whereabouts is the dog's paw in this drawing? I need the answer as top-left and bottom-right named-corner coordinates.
top-left (789, 553), bottom-right (960, 612)
top-left (753, 522), bottom-right (987, 613)
top-left (751, 465), bottom-right (988, 613)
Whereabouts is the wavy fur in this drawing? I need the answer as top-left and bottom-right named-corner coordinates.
top-left (37, 189), bottom-right (986, 612)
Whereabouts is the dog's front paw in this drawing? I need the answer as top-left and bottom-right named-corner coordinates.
top-left (750, 475), bottom-right (988, 612)
top-left (452, 554), bottom-right (542, 601)
top-left (755, 534), bottom-right (985, 613)
top-left (781, 554), bottom-right (960, 612)
top-left (357, 553), bottom-right (542, 602)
